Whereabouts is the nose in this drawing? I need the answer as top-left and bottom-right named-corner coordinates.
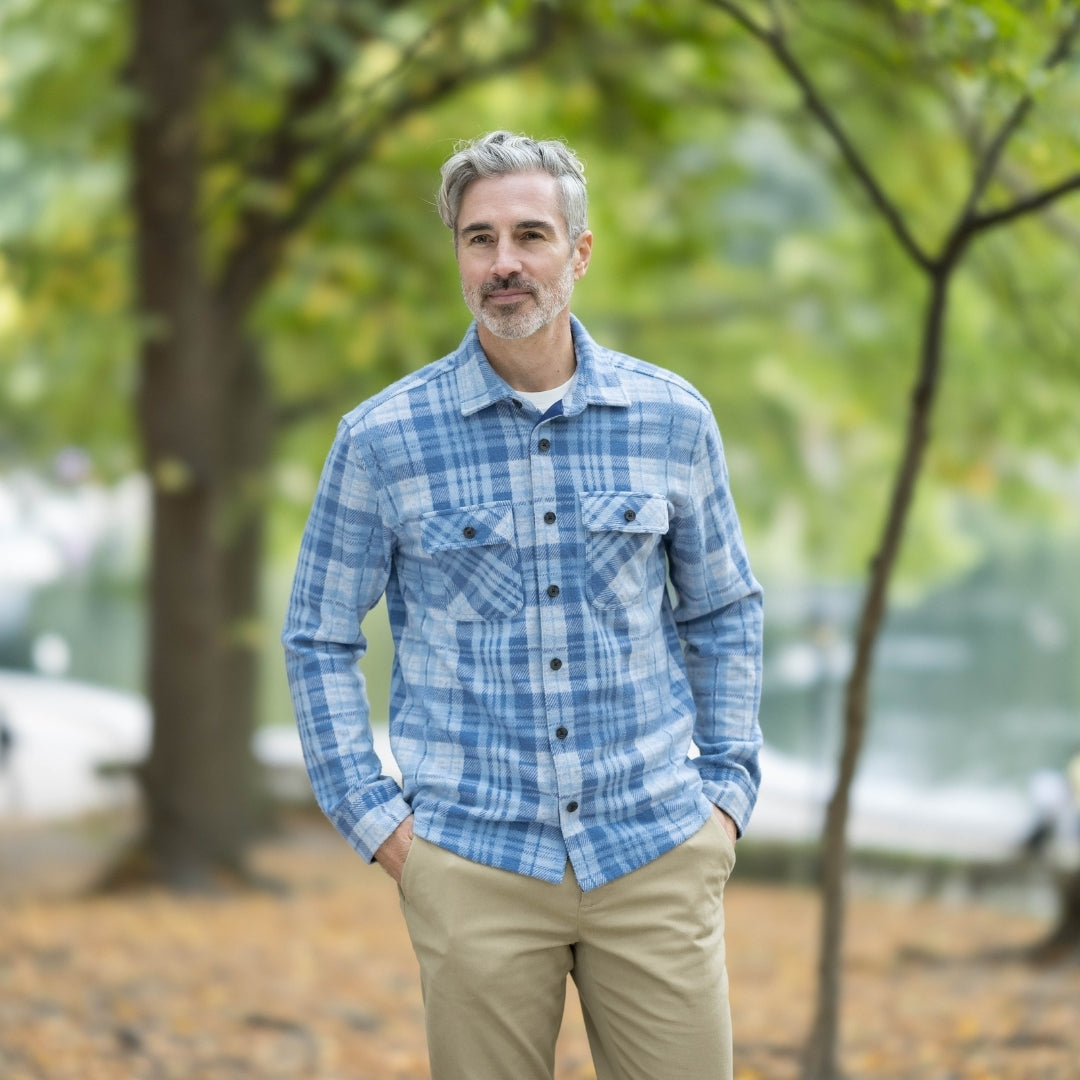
top-left (490, 237), bottom-right (523, 279)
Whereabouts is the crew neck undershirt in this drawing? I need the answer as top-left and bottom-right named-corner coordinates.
top-left (515, 371), bottom-right (577, 416)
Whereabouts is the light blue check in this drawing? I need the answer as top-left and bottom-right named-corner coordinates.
top-left (282, 316), bottom-right (763, 891)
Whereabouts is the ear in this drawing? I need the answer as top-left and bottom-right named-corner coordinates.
top-left (572, 230), bottom-right (593, 280)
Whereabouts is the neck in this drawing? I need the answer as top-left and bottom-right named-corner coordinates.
top-left (477, 311), bottom-right (577, 393)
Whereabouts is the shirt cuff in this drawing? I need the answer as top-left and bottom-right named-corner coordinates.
top-left (329, 784), bottom-right (413, 863)
top-left (700, 777), bottom-right (756, 839)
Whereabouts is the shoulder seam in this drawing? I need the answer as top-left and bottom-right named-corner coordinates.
top-left (602, 348), bottom-right (713, 411)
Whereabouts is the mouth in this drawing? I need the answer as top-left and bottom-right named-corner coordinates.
top-left (485, 289), bottom-right (533, 305)
top-left (482, 278), bottom-right (535, 306)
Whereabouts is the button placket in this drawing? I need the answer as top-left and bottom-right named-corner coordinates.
top-left (530, 418), bottom-right (576, 816)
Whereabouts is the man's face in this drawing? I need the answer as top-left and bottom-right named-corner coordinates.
top-left (455, 171), bottom-right (592, 341)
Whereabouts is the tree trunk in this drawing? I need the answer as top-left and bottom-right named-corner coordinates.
top-left (131, 318), bottom-right (269, 889)
top-left (801, 271), bottom-right (953, 1079)
top-left (105, 0), bottom-right (268, 889)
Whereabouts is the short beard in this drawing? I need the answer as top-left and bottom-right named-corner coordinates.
top-left (463, 256), bottom-right (575, 340)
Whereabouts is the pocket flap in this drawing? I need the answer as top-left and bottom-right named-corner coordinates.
top-left (421, 502), bottom-right (516, 552)
top-left (579, 492), bottom-right (669, 535)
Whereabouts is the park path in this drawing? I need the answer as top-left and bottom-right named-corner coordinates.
top-left (1, 813), bottom-right (1077, 1080)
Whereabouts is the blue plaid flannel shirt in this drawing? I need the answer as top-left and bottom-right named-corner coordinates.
top-left (283, 316), bottom-right (763, 891)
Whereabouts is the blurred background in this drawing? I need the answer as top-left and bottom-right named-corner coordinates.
top-left (4, 3), bottom-right (1080, 1077)
top-left (1, 0), bottom-right (1079, 889)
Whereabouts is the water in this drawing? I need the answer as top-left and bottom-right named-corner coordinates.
top-left (760, 541), bottom-right (1080, 796)
top-left (5, 536), bottom-right (1078, 805)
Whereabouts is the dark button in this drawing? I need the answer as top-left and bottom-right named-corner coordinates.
top-left (623, 509), bottom-right (636, 522)
top-left (543, 511), bottom-right (556, 524)
top-left (512, 399), bottom-right (523, 408)
top-left (549, 657), bottom-right (562, 671)
top-left (555, 726), bottom-right (568, 740)
top-left (462, 525), bottom-right (476, 539)
top-left (566, 801), bottom-right (578, 813)
top-left (547, 584), bottom-right (560, 598)
top-left (538, 437), bottom-right (551, 452)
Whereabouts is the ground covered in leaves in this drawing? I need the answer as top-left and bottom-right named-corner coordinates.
top-left (1, 816), bottom-right (1077, 1080)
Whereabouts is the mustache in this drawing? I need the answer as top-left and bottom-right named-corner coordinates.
top-left (481, 276), bottom-right (536, 298)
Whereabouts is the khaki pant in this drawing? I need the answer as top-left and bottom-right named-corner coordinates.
top-left (398, 814), bottom-right (736, 1080)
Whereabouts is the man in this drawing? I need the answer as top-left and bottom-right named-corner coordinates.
top-left (283, 131), bottom-right (763, 1080)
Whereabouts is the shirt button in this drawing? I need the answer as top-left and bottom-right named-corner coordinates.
top-left (549, 658), bottom-right (562, 671)
top-left (547, 584), bottom-right (560, 598)
top-left (566, 801), bottom-right (578, 813)
top-left (513, 399), bottom-right (523, 408)
top-left (543, 511), bottom-right (556, 524)
top-left (462, 525), bottom-right (476, 539)
top-left (623, 509), bottom-right (636, 522)
top-left (555, 726), bottom-right (568, 740)
top-left (538, 437), bottom-right (551, 452)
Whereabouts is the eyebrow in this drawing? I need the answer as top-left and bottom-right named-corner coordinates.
top-left (459, 219), bottom-right (558, 236)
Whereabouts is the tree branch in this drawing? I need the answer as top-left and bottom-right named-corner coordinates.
top-left (208, 0), bottom-right (426, 193)
top-left (217, 4), bottom-right (558, 312)
top-left (957, 7), bottom-right (1080, 224)
top-left (705, 0), bottom-right (933, 273)
top-left (998, 163), bottom-right (1080, 250)
top-left (216, 1), bottom-right (478, 278)
top-left (967, 171), bottom-right (1080, 234)
top-left (242, 44), bottom-right (342, 192)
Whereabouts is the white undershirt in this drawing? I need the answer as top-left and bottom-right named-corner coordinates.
top-left (515, 372), bottom-right (577, 415)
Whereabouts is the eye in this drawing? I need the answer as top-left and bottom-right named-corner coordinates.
top-left (468, 234), bottom-right (492, 245)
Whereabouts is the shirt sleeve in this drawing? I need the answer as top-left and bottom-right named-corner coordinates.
top-left (667, 410), bottom-right (764, 836)
top-left (281, 418), bottom-right (411, 861)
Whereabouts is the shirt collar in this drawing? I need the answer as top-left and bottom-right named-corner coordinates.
top-left (456, 315), bottom-right (630, 417)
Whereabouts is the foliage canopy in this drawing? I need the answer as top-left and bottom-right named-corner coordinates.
top-left (1, 0), bottom-right (1078, 588)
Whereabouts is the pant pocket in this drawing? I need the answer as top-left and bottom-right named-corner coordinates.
top-left (397, 834), bottom-right (424, 905)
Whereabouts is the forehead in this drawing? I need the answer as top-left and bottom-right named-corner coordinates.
top-left (457, 170), bottom-right (564, 232)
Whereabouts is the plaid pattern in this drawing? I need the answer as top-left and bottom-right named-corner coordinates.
top-left (283, 317), bottom-right (763, 891)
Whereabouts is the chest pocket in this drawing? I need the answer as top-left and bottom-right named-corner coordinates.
top-left (420, 501), bottom-right (523, 622)
top-left (579, 492), bottom-right (669, 610)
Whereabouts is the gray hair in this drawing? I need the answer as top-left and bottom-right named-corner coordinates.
top-left (437, 131), bottom-right (589, 241)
